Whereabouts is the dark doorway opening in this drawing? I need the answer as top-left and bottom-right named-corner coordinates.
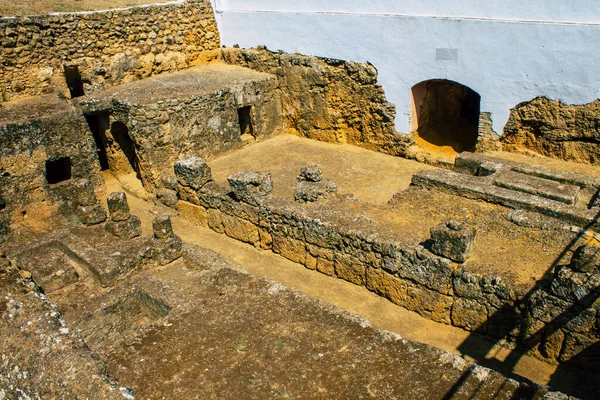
top-left (84, 113), bottom-right (110, 171)
top-left (238, 106), bottom-right (254, 137)
top-left (46, 157), bottom-right (72, 184)
top-left (410, 79), bottom-right (481, 153)
top-left (64, 66), bottom-right (85, 98)
top-left (111, 121), bottom-right (141, 179)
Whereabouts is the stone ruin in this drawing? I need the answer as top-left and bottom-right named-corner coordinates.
top-left (0, 1), bottom-right (599, 399)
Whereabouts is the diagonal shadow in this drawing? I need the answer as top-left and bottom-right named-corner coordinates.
top-left (444, 208), bottom-right (600, 399)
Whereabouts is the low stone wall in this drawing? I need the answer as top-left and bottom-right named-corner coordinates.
top-left (175, 176), bottom-right (600, 367)
top-left (221, 47), bottom-right (411, 156)
top-left (502, 97), bottom-right (600, 164)
top-left (0, 0), bottom-right (219, 101)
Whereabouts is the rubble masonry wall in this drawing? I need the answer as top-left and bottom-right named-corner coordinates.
top-left (176, 182), bottom-right (600, 367)
top-left (0, 0), bottom-right (220, 101)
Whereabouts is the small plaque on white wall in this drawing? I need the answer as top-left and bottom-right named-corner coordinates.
top-left (436, 48), bottom-right (458, 62)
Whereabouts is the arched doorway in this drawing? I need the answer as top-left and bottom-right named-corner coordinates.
top-left (410, 80), bottom-right (481, 153)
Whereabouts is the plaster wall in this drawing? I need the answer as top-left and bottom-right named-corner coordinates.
top-left (212, 0), bottom-right (600, 134)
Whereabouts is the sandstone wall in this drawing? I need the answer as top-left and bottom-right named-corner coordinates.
top-left (501, 97), bottom-right (600, 164)
top-left (0, 96), bottom-right (103, 240)
top-left (175, 180), bottom-right (600, 367)
top-left (0, 0), bottom-right (220, 101)
top-left (221, 48), bottom-right (410, 156)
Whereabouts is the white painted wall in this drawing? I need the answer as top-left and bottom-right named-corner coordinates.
top-left (211, 0), bottom-right (600, 134)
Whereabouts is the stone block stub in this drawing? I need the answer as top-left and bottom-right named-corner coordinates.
top-left (228, 171), bottom-right (272, 205)
top-left (429, 220), bottom-right (476, 263)
top-left (106, 215), bottom-right (142, 240)
top-left (174, 157), bottom-right (212, 191)
top-left (570, 244), bottom-right (599, 273)
top-left (77, 203), bottom-right (107, 226)
top-left (107, 192), bottom-right (131, 221)
top-left (153, 215), bottom-right (175, 240)
top-left (295, 165), bottom-right (337, 203)
top-left (74, 179), bottom-right (97, 206)
top-left (299, 165), bottom-right (323, 183)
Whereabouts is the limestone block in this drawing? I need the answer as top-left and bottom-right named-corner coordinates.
top-left (366, 268), bottom-right (408, 306)
top-left (76, 203), bottom-right (107, 226)
top-left (177, 201), bottom-right (208, 227)
top-left (429, 220), bottom-right (476, 263)
top-left (298, 165), bottom-right (322, 182)
top-left (305, 254), bottom-right (317, 270)
top-left (153, 215), bottom-right (175, 240)
top-left (174, 157), bottom-right (212, 191)
top-left (404, 284), bottom-right (453, 324)
top-left (105, 215), bottom-right (142, 239)
top-left (541, 329), bottom-right (565, 360)
top-left (157, 188), bottom-right (178, 208)
top-left (227, 171), bottom-right (272, 206)
top-left (570, 244), bottom-right (599, 273)
top-left (334, 253), bottom-right (366, 286)
top-left (207, 208), bottom-right (224, 233)
top-left (161, 174), bottom-right (178, 190)
top-left (316, 258), bottom-right (335, 277)
top-left (74, 179), bottom-right (97, 206)
top-left (294, 180), bottom-right (337, 203)
top-left (155, 236), bottom-right (183, 265)
top-left (451, 298), bottom-right (488, 332)
top-left (107, 192), bottom-right (131, 222)
top-left (221, 213), bottom-right (260, 246)
top-left (272, 234), bottom-right (305, 264)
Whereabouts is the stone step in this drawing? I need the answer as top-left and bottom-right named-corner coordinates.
top-left (456, 152), bottom-right (600, 190)
top-left (411, 169), bottom-right (600, 229)
top-left (493, 170), bottom-right (580, 205)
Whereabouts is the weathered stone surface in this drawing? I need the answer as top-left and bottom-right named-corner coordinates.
top-left (334, 253), bottom-right (366, 286)
top-left (157, 188), bottom-right (178, 208)
top-left (451, 298), bottom-right (488, 331)
top-left (76, 203), bottom-right (107, 226)
top-left (294, 179), bottom-right (337, 203)
top-left (73, 179), bottom-right (97, 206)
top-left (161, 175), bottom-right (179, 191)
top-left (412, 168), bottom-right (599, 229)
top-left (175, 157), bottom-right (212, 191)
top-left (177, 201), bottom-right (209, 227)
top-left (107, 192), bottom-right (131, 222)
top-left (494, 170), bottom-right (580, 206)
top-left (221, 48), bottom-right (407, 157)
top-left (550, 266), bottom-right (600, 303)
top-left (221, 213), bottom-right (260, 246)
top-left (366, 268), bottom-right (408, 306)
top-left (299, 165), bottom-right (323, 182)
top-left (502, 97), bottom-right (600, 165)
top-left (153, 215), bottom-right (174, 240)
top-left (16, 243), bottom-right (79, 293)
top-left (429, 220), bottom-right (476, 263)
top-left (570, 244), bottom-right (600, 273)
top-left (0, 95), bottom-right (103, 222)
top-left (272, 234), bottom-right (306, 264)
top-left (154, 237), bottom-right (183, 265)
top-left (0, 0), bottom-right (220, 102)
top-left (0, 266), bottom-right (124, 398)
top-left (227, 171), bottom-right (272, 206)
top-left (105, 215), bottom-right (142, 240)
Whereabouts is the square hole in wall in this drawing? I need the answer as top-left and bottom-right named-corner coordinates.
top-left (64, 65), bottom-right (85, 98)
top-left (46, 157), bottom-right (72, 184)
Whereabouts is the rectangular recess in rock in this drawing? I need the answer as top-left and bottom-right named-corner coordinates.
top-left (493, 170), bottom-right (580, 205)
top-left (45, 157), bottom-right (72, 184)
top-left (16, 241), bottom-right (79, 293)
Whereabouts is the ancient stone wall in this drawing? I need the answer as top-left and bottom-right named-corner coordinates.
top-left (501, 97), bottom-right (600, 164)
top-left (80, 67), bottom-right (283, 192)
top-left (221, 48), bottom-right (410, 156)
top-left (0, 0), bottom-right (220, 101)
top-left (0, 95), bottom-right (103, 240)
top-left (175, 179), bottom-right (600, 367)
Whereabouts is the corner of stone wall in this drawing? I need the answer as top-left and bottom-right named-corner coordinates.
top-left (474, 112), bottom-right (503, 153)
